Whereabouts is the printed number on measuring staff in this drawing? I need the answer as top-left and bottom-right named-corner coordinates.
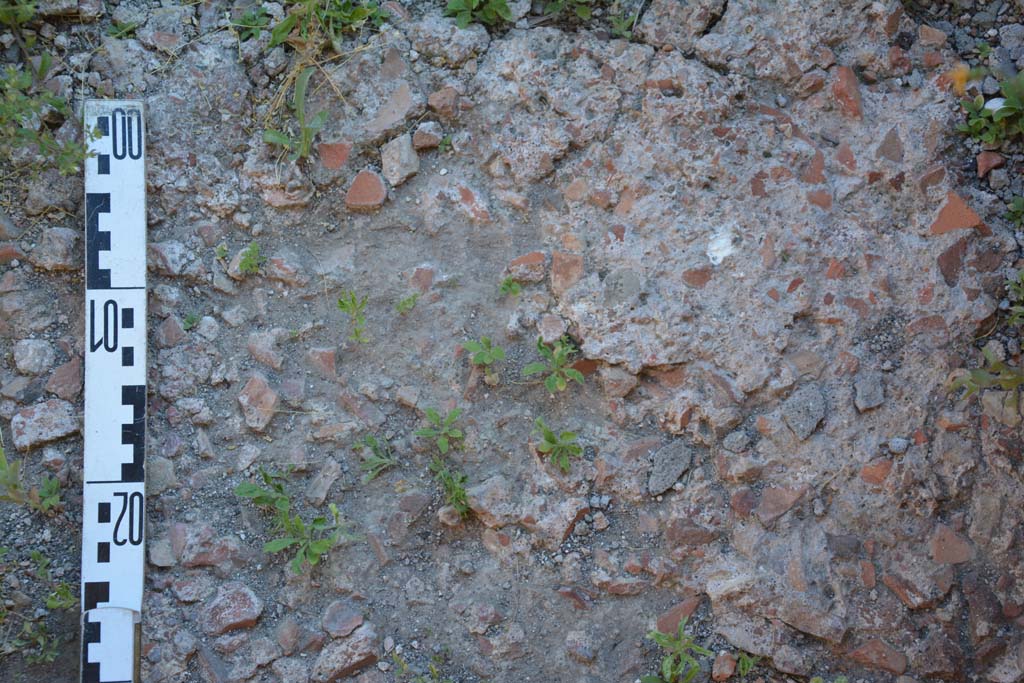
top-left (113, 492), bottom-right (143, 546)
top-left (110, 107), bottom-right (143, 161)
top-left (89, 299), bottom-right (119, 352)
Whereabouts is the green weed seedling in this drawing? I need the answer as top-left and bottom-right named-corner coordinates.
top-left (437, 134), bottom-right (453, 154)
top-left (959, 70), bottom-right (1024, 145)
top-left (463, 336), bottom-right (505, 382)
top-left (415, 407), bottom-right (463, 454)
top-left (106, 20), bottom-right (138, 38)
top-left (429, 456), bottom-right (469, 517)
top-left (238, 241), bottom-right (266, 275)
top-left (395, 293), bottom-right (419, 315)
top-left (810, 677), bottom-right (848, 683)
top-left (1007, 269), bottom-right (1024, 327)
top-left (642, 618), bottom-right (713, 683)
top-left (950, 346), bottom-right (1024, 399)
top-left (609, 10), bottom-right (637, 39)
top-left (736, 651), bottom-right (759, 679)
top-left (234, 6), bottom-right (270, 41)
top-left (337, 290), bottom-right (369, 343)
top-left (356, 434), bottom-right (397, 483)
top-left (544, 0), bottom-right (592, 19)
top-left (499, 277), bottom-right (521, 297)
top-left (264, 67), bottom-right (328, 161)
top-left (522, 336), bottom-right (584, 393)
top-left (1007, 196), bottom-right (1024, 227)
top-left (182, 313), bottom-right (200, 331)
top-left (0, 437), bottom-right (62, 515)
top-left (533, 418), bottom-right (582, 473)
top-left (269, 0), bottom-right (386, 49)
top-left (445, 0), bottom-right (511, 28)
top-left (215, 242), bottom-right (229, 260)
top-left (0, 53), bottom-right (93, 174)
top-left (234, 467), bottom-right (355, 574)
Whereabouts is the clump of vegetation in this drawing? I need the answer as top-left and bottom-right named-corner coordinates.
top-left (395, 293), bottom-right (419, 315)
top-left (234, 467), bottom-right (355, 574)
top-left (1006, 269), bottom-right (1024, 327)
top-left (182, 313), bottom-right (200, 331)
top-left (234, 6), bottom-right (271, 41)
top-left (642, 618), bottom-right (713, 683)
top-left (238, 241), bottom-right (266, 275)
top-left (444, 0), bottom-right (511, 28)
top-left (532, 418), bottom-right (582, 473)
top-left (544, 0), bottom-right (592, 19)
top-left (499, 277), bottom-right (522, 297)
top-left (958, 71), bottom-right (1024, 145)
top-left (269, 0), bottom-right (387, 49)
top-left (215, 242), bottom-right (229, 260)
top-left (462, 336), bottom-right (505, 383)
top-left (415, 407), bottom-right (463, 454)
top-left (609, 8), bottom-right (638, 39)
top-left (522, 336), bottom-right (585, 393)
top-left (0, 438), bottom-right (62, 515)
top-left (809, 677), bottom-right (848, 683)
top-left (0, 0), bottom-right (93, 174)
top-left (337, 290), bottom-right (369, 343)
top-left (437, 134), bottom-right (453, 154)
top-left (263, 67), bottom-right (328, 160)
top-left (0, 547), bottom-right (76, 664)
top-left (950, 346), bottom-right (1024, 398)
top-left (736, 652), bottom-right (760, 680)
top-left (429, 456), bottom-right (469, 517)
top-left (355, 434), bottom-right (397, 483)
top-left (106, 19), bottom-right (139, 38)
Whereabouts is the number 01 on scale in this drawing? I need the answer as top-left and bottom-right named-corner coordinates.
top-left (80, 101), bottom-right (147, 683)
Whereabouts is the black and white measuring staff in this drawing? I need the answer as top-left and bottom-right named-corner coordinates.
top-left (80, 100), bottom-right (147, 683)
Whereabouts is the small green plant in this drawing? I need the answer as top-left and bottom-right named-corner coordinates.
top-left (264, 67), bottom-right (328, 161)
top-left (462, 336), bottom-right (505, 381)
top-left (106, 20), bottom-right (139, 38)
top-left (429, 456), bottom-right (469, 517)
top-left (238, 241), bottom-right (266, 275)
top-left (977, 40), bottom-right (992, 59)
top-left (544, 0), bottom-right (592, 19)
top-left (215, 242), bottom-right (229, 260)
top-left (959, 71), bottom-right (1024, 145)
top-left (234, 6), bottom-right (270, 41)
top-left (809, 677), bottom-right (848, 683)
top-left (522, 336), bottom-right (584, 393)
top-left (950, 346), bottom-right (1024, 398)
top-left (0, 438), bottom-right (62, 515)
top-left (395, 293), bottom-right (419, 315)
top-left (437, 134), bottom-right (453, 153)
top-left (182, 313), bottom-right (200, 331)
top-left (1007, 196), bottom-right (1024, 227)
top-left (415, 407), bottom-right (463, 454)
top-left (337, 289), bottom-right (369, 343)
top-left (444, 0), bottom-right (511, 28)
top-left (610, 12), bottom-right (637, 39)
top-left (1007, 269), bottom-right (1024, 327)
top-left (532, 418), bottom-right (582, 473)
top-left (642, 618), bottom-right (713, 683)
top-left (234, 467), bottom-right (355, 574)
top-left (269, 0), bottom-right (386, 48)
top-left (355, 434), bottom-right (397, 483)
top-left (44, 582), bottom-right (75, 610)
top-left (736, 652), bottom-right (760, 679)
top-left (499, 277), bottom-right (521, 297)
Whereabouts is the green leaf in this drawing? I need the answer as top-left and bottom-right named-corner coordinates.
top-left (426, 408), bottom-right (441, 425)
top-left (522, 362), bottom-right (547, 376)
top-left (269, 13), bottom-right (297, 47)
top-left (437, 436), bottom-right (449, 454)
top-left (545, 374), bottom-right (559, 393)
top-left (308, 538), bottom-right (335, 554)
top-left (263, 129), bottom-right (294, 148)
top-left (234, 482), bottom-right (263, 498)
top-left (564, 368), bottom-right (584, 384)
top-left (491, 346), bottom-right (506, 360)
top-left (463, 340), bottom-right (483, 353)
top-left (264, 537), bottom-right (299, 553)
top-left (445, 408), bottom-right (462, 425)
top-left (575, 4), bottom-right (590, 18)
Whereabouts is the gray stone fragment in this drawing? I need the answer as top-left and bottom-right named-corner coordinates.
top-left (11, 399), bottom-right (78, 450)
top-left (782, 385), bottom-right (826, 440)
top-left (722, 430), bottom-right (752, 453)
top-left (380, 133), bottom-right (419, 187)
top-left (647, 443), bottom-right (692, 495)
top-left (14, 339), bottom-right (55, 375)
top-left (854, 373), bottom-right (885, 413)
top-left (148, 456), bottom-right (178, 495)
top-left (29, 227), bottom-right (78, 271)
top-left (888, 437), bottom-right (910, 455)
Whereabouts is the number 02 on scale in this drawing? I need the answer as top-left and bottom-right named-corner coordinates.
top-left (80, 101), bottom-right (147, 683)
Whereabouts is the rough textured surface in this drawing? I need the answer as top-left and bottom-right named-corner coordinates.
top-left (3, 1), bottom-right (1024, 682)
